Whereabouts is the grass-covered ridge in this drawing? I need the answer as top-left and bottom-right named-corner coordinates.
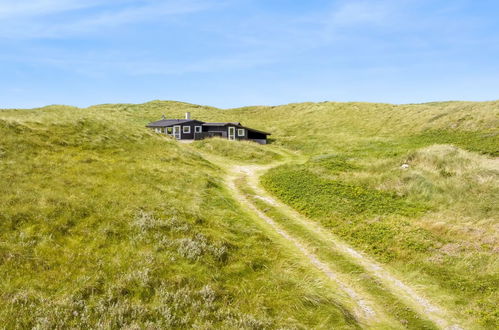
top-left (1, 99), bottom-right (498, 328)
top-left (220, 101), bottom-right (499, 156)
top-left (0, 109), bottom-right (357, 328)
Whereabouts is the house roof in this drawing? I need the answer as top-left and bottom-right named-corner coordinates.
top-left (202, 122), bottom-right (270, 135)
top-left (146, 119), bottom-right (200, 127)
top-left (242, 126), bottom-right (271, 135)
top-left (202, 122), bottom-right (241, 127)
top-left (146, 118), bottom-right (270, 135)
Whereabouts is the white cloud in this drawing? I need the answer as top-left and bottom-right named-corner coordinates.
top-left (330, 0), bottom-right (393, 26)
top-left (0, 0), bottom-right (111, 18)
top-left (60, 1), bottom-right (218, 33)
top-left (208, 1), bottom-right (404, 55)
top-left (0, 0), bottom-right (223, 38)
top-left (28, 52), bottom-right (274, 77)
top-left (123, 53), bottom-right (275, 75)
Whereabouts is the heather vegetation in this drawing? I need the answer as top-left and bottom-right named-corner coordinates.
top-left (0, 100), bottom-right (497, 328)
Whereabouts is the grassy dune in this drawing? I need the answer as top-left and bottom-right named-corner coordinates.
top-left (253, 102), bottom-right (498, 327)
top-left (0, 108), bottom-right (356, 328)
top-left (228, 101), bottom-right (499, 156)
top-left (1, 100), bottom-right (498, 328)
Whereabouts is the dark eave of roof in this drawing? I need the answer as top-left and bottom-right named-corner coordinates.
top-left (146, 119), bottom-right (201, 127)
top-left (242, 126), bottom-right (271, 135)
top-left (202, 122), bottom-right (241, 127)
top-left (203, 122), bottom-right (270, 135)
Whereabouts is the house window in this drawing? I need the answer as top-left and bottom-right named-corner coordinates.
top-left (155, 128), bottom-right (161, 133)
top-left (195, 126), bottom-right (202, 133)
top-left (167, 127), bottom-right (173, 134)
top-left (228, 127), bottom-right (235, 140)
top-left (182, 126), bottom-right (191, 134)
top-left (237, 128), bottom-right (245, 137)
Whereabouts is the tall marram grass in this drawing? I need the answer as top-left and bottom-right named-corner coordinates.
top-left (262, 143), bottom-right (498, 328)
top-left (1, 99), bottom-right (498, 328)
top-left (0, 110), bottom-right (357, 328)
top-left (191, 137), bottom-right (282, 164)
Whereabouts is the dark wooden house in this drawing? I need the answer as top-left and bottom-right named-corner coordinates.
top-left (146, 113), bottom-right (271, 144)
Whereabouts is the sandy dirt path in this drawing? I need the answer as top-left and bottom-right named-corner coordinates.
top-left (227, 172), bottom-right (378, 324)
top-left (228, 164), bottom-right (463, 330)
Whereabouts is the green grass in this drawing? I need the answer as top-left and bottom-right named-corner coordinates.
top-left (412, 130), bottom-right (499, 156)
top-left (1, 99), bottom-right (498, 328)
top-left (236, 176), bottom-right (437, 329)
top-left (261, 143), bottom-right (498, 328)
top-left (262, 165), bottom-right (427, 220)
top-left (191, 137), bottom-right (283, 164)
top-left (0, 112), bottom-right (357, 328)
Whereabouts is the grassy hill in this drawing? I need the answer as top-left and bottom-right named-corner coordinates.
top-left (0, 107), bottom-right (356, 328)
top-left (0, 100), bottom-right (498, 328)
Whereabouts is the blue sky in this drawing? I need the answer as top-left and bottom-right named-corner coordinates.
top-left (1, 0), bottom-right (498, 108)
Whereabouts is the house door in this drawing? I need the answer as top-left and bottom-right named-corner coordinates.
top-left (228, 127), bottom-right (235, 140)
top-left (173, 126), bottom-right (181, 139)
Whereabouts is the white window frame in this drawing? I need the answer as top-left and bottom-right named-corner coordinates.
top-left (173, 125), bottom-right (181, 139)
top-left (228, 127), bottom-right (235, 140)
top-left (237, 128), bottom-right (245, 137)
top-left (166, 127), bottom-right (173, 135)
top-left (195, 126), bottom-right (202, 133)
top-left (182, 126), bottom-right (191, 134)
